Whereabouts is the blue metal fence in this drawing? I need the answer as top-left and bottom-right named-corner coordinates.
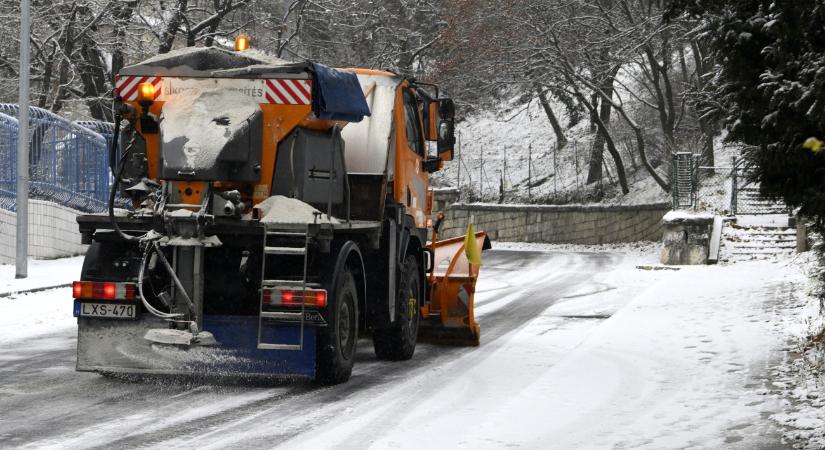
top-left (0, 105), bottom-right (114, 213)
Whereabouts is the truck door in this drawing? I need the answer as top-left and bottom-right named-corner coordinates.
top-left (394, 85), bottom-right (428, 229)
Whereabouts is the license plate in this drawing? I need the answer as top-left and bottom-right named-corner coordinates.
top-left (75, 302), bottom-right (137, 319)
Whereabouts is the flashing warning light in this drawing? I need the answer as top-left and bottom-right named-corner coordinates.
top-left (235, 34), bottom-right (250, 52)
top-left (72, 281), bottom-right (136, 300)
top-left (137, 82), bottom-right (155, 102)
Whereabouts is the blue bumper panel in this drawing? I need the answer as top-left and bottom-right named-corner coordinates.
top-left (76, 314), bottom-right (316, 379)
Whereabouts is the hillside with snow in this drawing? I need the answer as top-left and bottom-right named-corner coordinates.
top-left (433, 94), bottom-right (741, 207)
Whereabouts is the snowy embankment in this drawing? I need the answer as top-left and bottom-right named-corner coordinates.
top-left (0, 257), bottom-right (82, 345)
top-left (766, 251), bottom-right (825, 448)
top-left (432, 93), bottom-right (675, 205)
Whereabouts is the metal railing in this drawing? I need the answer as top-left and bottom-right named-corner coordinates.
top-left (672, 154), bottom-right (790, 216)
top-left (0, 104), bottom-right (113, 213)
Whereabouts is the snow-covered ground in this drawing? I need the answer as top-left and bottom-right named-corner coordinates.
top-left (0, 256), bottom-right (83, 296)
top-left (0, 247), bottom-right (823, 448)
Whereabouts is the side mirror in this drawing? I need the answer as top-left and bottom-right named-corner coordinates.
top-left (426, 101), bottom-right (439, 141)
top-left (437, 98), bottom-right (455, 161)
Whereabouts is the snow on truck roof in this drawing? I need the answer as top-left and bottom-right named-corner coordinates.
top-left (121, 46), bottom-right (371, 123)
top-left (120, 46), bottom-right (311, 78)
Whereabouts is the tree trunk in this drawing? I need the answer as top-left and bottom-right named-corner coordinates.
top-left (572, 90), bottom-right (629, 194)
top-left (535, 87), bottom-right (567, 150)
top-left (691, 40), bottom-right (716, 167)
top-left (586, 68), bottom-right (618, 184)
top-left (568, 68), bottom-right (671, 193)
top-left (159, 0), bottom-right (189, 54)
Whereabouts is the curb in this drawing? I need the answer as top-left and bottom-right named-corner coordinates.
top-left (0, 283), bottom-right (73, 299)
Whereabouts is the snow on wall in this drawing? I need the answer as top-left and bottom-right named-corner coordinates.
top-left (0, 200), bottom-right (86, 264)
top-left (434, 189), bottom-right (668, 244)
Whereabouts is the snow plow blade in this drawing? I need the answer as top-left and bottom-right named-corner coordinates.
top-left (419, 232), bottom-right (491, 346)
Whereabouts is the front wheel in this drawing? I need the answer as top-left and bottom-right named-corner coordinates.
top-left (315, 269), bottom-right (359, 385)
top-left (373, 254), bottom-right (421, 361)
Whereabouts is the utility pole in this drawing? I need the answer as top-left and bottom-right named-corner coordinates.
top-left (16, 0), bottom-right (30, 279)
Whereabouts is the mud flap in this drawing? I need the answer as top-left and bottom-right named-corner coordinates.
top-left (419, 232), bottom-right (490, 346)
top-left (76, 315), bottom-right (316, 378)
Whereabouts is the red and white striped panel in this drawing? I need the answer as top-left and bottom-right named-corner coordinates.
top-left (115, 75), bottom-right (162, 101)
top-left (264, 79), bottom-right (312, 105)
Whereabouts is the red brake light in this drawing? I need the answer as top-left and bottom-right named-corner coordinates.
top-left (262, 288), bottom-right (327, 308)
top-left (72, 281), bottom-right (137, 300)
top-left (314, 291), bottom-right (327, 308)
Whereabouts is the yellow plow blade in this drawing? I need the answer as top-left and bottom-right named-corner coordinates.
top-left (419, 231), bottom-right (491, 346)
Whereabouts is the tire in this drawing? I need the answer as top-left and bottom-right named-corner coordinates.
top-left (373, 254), bottom-right (421, 361)
top-left (315, 269), bottom-right (359, 385)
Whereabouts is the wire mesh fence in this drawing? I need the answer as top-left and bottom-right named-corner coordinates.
top-left (0, 105), bottom-right (118, 213)
top-left (446, 135), bottom-right (631, 204)
top-left (671, 154), bottom-right (790, 216)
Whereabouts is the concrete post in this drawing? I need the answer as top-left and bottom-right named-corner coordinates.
top-left (16, 0), bottom-right (30, 279)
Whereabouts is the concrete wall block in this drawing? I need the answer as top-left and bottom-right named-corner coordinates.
top-left (0, 201), bottom-right (85, 263)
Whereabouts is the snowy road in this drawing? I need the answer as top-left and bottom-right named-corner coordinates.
top-left (0, 248), bottom-right (804, 449)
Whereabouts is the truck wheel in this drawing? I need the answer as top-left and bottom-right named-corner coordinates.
top-left (373, 254), bottom-right (420, 361)
top-left (315, 269), bottom-right (359, 385)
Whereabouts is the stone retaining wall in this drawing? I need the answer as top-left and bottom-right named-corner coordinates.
top-left (433, 188), bottom-right (668, 244)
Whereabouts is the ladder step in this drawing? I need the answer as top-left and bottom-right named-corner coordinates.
top-left (266, 231), bottom-right (307, 237)
top-left (262, 279), bottom-right (321, 288)
top-left (261, 311), bottom-right (303, 320)
top-left (257, 343), bottom-right (303, 351)
top-left (265, 246), bottom-right (306, 255)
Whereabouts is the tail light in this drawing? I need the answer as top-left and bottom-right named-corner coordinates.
top-left (262, 288), bottom-right (327, 308)
top-left (73, 281), bottom-right (136, 300)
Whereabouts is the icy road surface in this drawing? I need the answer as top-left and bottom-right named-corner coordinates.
top-left (0, 248), bottom-right (805, 449)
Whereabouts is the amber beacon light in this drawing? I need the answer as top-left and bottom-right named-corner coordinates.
top-left (235, 34), bottom-right (250, 52)
top-left (137, 82), bottom-right (155, 102)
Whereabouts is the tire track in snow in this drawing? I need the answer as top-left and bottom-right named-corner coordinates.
top-left (159, 251), bottom-right (620, 449)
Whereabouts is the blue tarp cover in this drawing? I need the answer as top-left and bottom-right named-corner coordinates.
top-left (311, 64), bottom-right (371, 122)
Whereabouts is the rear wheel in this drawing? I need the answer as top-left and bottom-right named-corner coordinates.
top-left (315, 269), bottom-right (359, 385)
top-left (373, 254), bottom-right (421, 361)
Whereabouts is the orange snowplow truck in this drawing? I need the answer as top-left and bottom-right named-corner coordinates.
top-left (72, 40), bottom-right (490, 384)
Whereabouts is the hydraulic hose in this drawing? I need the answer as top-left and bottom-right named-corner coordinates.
top-left (138, 243), bottom-right (182, 319)
top-left (107, 114), bottom-right (140, 242)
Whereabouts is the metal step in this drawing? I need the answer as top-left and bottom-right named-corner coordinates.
top-left (266, 231), bottom-right (307, 237)
top-left (261, 311), bottom-right (303, 320)
top-left (264, 246), bottom-right (306, 256)
top-left (258, 343), bottom-right (303, 351)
